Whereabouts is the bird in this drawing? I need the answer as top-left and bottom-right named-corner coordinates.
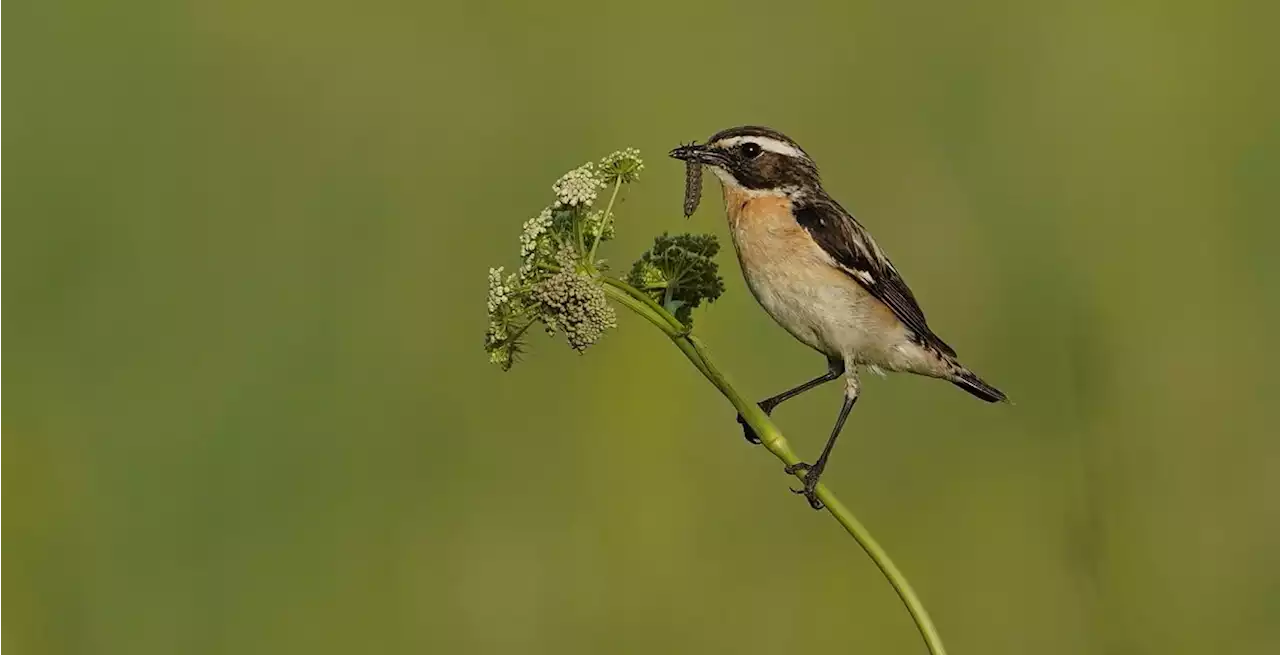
top-left (670, 126), bottom-right (1006, 509)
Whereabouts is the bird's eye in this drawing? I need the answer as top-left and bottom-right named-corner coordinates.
top-left (740, 142), bottom-right (763, 159)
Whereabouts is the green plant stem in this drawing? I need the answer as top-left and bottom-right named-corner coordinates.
top-left (601, 276), bottom-right (685, 333)
top-left (599, 278), bottom-right (947, 655)
top-left (599, 283), bottom-right (714, 381)
top-left (587, 178), bottom-right (623, 263)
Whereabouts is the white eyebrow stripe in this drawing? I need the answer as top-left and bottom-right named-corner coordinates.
top-left (715, 135), bottom-right (809, 159)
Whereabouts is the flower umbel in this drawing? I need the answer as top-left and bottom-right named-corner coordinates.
top-left (552, 163), bottom-right (604, 208)
top-left (519, 209), bottom-right (553, 260)
top-left (486, 267), bottom-right (512, 313)
top-left (598, 148), bottom-right (645, 185)
top-left (484, 147), bottom-right (721, 368)
top-left (583, 210), bottom-right (615, 243)
top-left (532, 267), bottom-right (618, 352)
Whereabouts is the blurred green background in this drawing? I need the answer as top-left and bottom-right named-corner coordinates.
top-left (7, 1), bottom-right (1279, 653)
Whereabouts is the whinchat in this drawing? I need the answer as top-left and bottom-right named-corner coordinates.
top-left (671, 126), bottom-right (1006, 509)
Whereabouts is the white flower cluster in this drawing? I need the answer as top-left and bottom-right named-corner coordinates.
top-left (520, 208), bottom-right (553, 259)
top-left (598, 148), bottom-right (645, 184)
top-left (583, 210), bottom-right (615, 241)
top-left (552, 162), bottom-right (604, 208)
top-left (485, 324), bottom-right (511, 367)
top-left (531, 268), bottom-right (618, 352)
top-left (487, 266), bottom-right (514, 313)
top-left (600, 148), bottom-right (644, 169)
top-left (484, 146), bottom-right (645, 370)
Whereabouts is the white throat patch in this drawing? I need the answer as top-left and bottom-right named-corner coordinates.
top-left (706, 164), bottom-right (740, 187)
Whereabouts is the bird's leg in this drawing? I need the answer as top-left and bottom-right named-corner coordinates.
top-left (785, 375), bottom-right (860, 510)
top-left (737, 358), bottom-right (844, 444)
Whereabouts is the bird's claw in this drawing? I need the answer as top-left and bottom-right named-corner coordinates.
top-left (785, 462), bottom-right (825, 510)
top-left (735, 413), bottom-right (762, 444)
top-left (735, 400), bottom-right (777, 445)
top-left (791, 488), bottom-right (824, 510)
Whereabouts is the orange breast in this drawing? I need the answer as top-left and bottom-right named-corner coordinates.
top-left (723, 187), bottom-right (793, 231)
top-left (723, 187), bottom-right (813, 259)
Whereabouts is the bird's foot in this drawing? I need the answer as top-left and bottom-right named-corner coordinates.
top-left (735, 400), bottom-right (778, 445)
top-left (783, 462), bottom-right (825, 510)
top-left (735, 413), bottom-right (761, 444)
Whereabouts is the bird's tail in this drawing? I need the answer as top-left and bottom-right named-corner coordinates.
top-left (949, 366), bottom-right (1008, 403)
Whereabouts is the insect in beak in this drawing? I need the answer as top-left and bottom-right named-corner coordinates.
top-left (670, 143), bottom-right (714, 218)
top-left (683, 161), bottom-right (703, 218)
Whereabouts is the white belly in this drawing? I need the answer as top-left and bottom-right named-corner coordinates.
top-left (734, 235), bottom-right (875, 357)
top-left (724, 193), bottom-right (931, 373)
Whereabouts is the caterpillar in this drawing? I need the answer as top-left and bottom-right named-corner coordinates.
top-left (683, 156), bottom-right (703, 218)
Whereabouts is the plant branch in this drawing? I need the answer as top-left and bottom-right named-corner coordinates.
top-left (599, 284), bottom-right (712, 380)
top-left (587, 178), bottom-right (623, 263)
top-left (600, 276), bottom-right (685, 333)
top-left (601, 275), bottom-right (948, 655)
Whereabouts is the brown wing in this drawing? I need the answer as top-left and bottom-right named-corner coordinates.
top-left (794, 194), bottom-right (956, 357)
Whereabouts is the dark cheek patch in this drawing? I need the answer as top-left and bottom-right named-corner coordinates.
top-left (732, 161), bottom-right (772, 189)
top-left (733, 153), bottom-right (794, 189)
top-left (717, 150), bottom-right (819, 190)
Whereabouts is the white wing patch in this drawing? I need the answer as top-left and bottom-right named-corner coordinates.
top-left (714, 135), bottom-right (809, 160)
top-left (808, 233), bottom-right (876, 286)
top-left (846, 267), bottom-right (875, 285)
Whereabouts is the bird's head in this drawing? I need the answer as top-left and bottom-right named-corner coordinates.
top-left (670, 126), bottom-right (820, 195)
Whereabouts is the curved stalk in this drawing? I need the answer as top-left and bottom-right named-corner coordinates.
top-left (601, 276), bottom-right (686, 333)
top-left (599, 284), bottom-right (713, 380)
top-left (600, 277), bottom-right (947, 655)
top-left (587, 178), bottom-right (624, 263)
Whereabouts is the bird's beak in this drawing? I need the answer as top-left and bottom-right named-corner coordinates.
top-left (669, 143), bottom-right (727, 167)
